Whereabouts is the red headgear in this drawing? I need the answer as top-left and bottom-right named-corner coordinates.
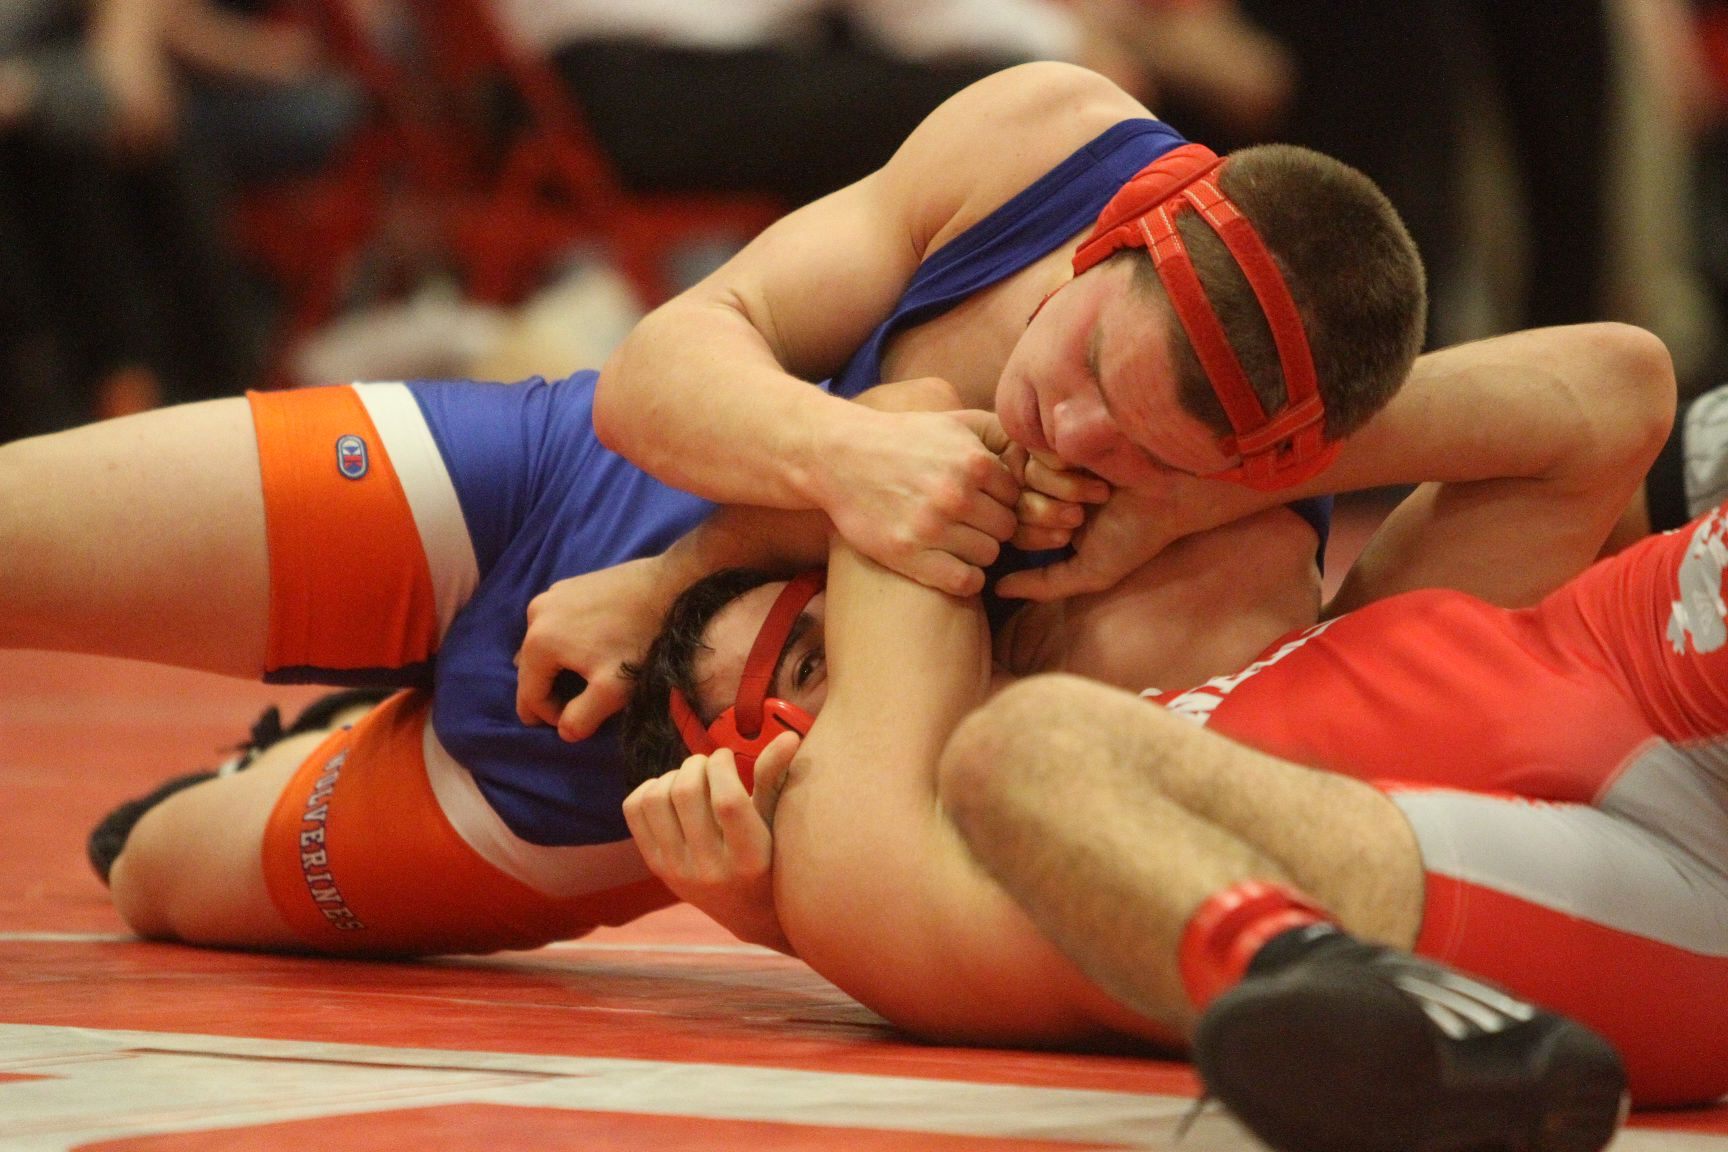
top-left (667, 570), bottom-right (823, 793)
top-left (1073, 143), bottom-right (1338, 491)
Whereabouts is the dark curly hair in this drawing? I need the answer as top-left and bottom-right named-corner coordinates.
top-left (618, 567), bottom-right (784, 788)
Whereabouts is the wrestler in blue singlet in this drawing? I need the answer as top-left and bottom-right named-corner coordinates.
top-left (833, 117), bottom-right (1330, 627)
top-left (386, 118), bottom-right (1329, 847)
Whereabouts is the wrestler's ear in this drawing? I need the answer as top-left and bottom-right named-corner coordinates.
top-left (751, 731), bottom-right (801, 828)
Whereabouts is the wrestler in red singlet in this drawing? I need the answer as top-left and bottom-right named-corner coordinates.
top-left (1150, 507), bottom-right (1728, 1106)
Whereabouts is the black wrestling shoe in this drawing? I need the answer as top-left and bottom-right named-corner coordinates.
top-left (1191, 925), bottom-right (1628, 1152)
top-left (85, 688), bottom-right (394, 885)
top-left (224, 687), bottom-right (395, 774)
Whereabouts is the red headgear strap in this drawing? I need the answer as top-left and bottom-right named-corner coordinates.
top-left (667, 570), bottom-right (823, 792)
top-left (1073, 144), bottom-right (1338, 491)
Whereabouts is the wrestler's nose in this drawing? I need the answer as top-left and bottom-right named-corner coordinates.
top-left (1050, 391), bottom-right (1124, 472)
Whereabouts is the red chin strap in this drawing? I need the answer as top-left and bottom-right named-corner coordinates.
top-left (667, 570), bottom-right (823, 793)
top-left (1074, 143), bottom-right (1339, 492)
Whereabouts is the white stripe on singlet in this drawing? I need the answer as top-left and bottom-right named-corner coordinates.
top-left (352, 381), bottom-right (479, 643)
top-left (420, 716), bottom-right (654, 899)
top-left (1394, 736), bottom-right (1728, 955)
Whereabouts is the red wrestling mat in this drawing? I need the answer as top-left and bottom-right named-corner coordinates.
top-left (3, 498), bottom-right (1724, 1150)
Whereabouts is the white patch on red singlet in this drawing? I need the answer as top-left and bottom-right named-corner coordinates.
top-left (1148, 618), bottom-right (1339, 727)
top-left (1669, 508), bottom-right (1728, 654)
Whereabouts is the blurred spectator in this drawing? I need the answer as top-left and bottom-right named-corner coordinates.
top-left (842, 1), bottom-right (1295, 136)
top-left (1222, 0), bottom-right (1721, 388)
top-left (1691, 1), bottom-right (1728, 355)
top-left (1610, 0), bottom-right (1722, 393)
top-left (1446, 0), bottom-right (1718, 385)
top-left (1069, 0), bottom-right (1293, 140)
top-left (490, 0), bottom-right (1042, 208)
top-left (1466, 1), bottom-right (1614, 333)
top-left (476, 0), bottom-right (1292, 315)
top-left (1205, 2), bottom-right (1474, 350)
top-left (0, 0), bottom-right (284, 439)
top-left (491, 0), bottom-right (1287, 209)
top-left (0, 135), bottom-right (84, 442)
top-left (170, 0), bottom-right (365, 187)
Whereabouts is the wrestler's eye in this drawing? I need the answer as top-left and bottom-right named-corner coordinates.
top-left (794, 645), bottom-right (825, 689)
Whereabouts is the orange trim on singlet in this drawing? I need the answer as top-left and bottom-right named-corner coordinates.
top-left (247, 386), bottom-right (439, 676)
top-left (260, 691), bottom-right (676, 956)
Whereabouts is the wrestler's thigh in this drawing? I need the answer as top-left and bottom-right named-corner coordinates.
top-left (962, 674), bottom-right (1425, 947)
top-left (0, 399), bottom-right (268, 674)
top-left (109, 731), bottom-right (323, 950)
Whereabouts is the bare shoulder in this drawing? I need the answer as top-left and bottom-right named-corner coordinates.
top-left (881, 63), bottom-right (1155, 255)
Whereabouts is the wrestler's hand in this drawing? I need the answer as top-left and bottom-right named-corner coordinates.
top-left (814, 392), bottom-right (1021, 599)
top-left (996, 467), bottom-right (1263, 601)
top-left (622, 734), bottom-right (799, 954)
top-left (1001, 444), bottom-right (1111, 553)
top-left (516, 555), bottom-right (671, 740)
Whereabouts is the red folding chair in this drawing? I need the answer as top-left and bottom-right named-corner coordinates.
top-left (236, 0), bottom-right (786, 386)
top-left (231, 0), bottom-right (473, 385)
top-left (398, 0), bottom-right (785, 307)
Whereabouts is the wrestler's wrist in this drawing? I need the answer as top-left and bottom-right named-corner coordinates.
top-left (795, 397), bottom-right (877, 517)
top-left (734, 906), bottom-right (793, 954)
top-left (658, 530), bottom-right (721, 604)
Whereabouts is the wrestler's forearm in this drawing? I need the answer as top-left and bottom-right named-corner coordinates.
top-left (597, 310), bottom-right (859, 512)
top-left (592, 167), bottom-right (926, 515)
top-left (1147, 325), bottom-right (1675, 609)
top-left (653, 372), bottom-right (999, 584)
top-left (1333, 325), bottom-right (1668, 488)
top-left (771, 542), bottom-right (1154, 1044)
top-left (1326, 323), bottom-right (1675, 611)
top-left (659, 505), bottom-right (831, 590)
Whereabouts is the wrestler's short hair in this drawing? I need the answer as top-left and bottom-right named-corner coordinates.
top-left (1132, 143), bottom-right (1427, 443)
top-left (620, 567), bottom-right (782, 787)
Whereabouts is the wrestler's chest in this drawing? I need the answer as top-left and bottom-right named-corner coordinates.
top-left (875, 266), bottom-right (1053, 407)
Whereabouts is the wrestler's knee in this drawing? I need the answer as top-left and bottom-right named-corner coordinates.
top-left (940, 673), bottom-right (1134, 832)
top-left (107, 801), bottom-right (193, 940)
top-left (108, 741), bottom-right (311, 948)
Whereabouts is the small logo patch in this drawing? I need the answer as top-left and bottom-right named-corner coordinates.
top-left (335, 434), bottom-right (369, 480)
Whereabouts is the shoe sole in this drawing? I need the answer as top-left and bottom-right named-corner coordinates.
top-left (1193, 976), bottom-right (1628, 1152)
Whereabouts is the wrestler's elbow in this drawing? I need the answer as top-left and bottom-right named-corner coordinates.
top-left (1571, 322), bottom-right (1676, 477)
top-left (593, 303), bottom-right (691, 455)
top-left (591, 344), bottom-right (637, 456)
